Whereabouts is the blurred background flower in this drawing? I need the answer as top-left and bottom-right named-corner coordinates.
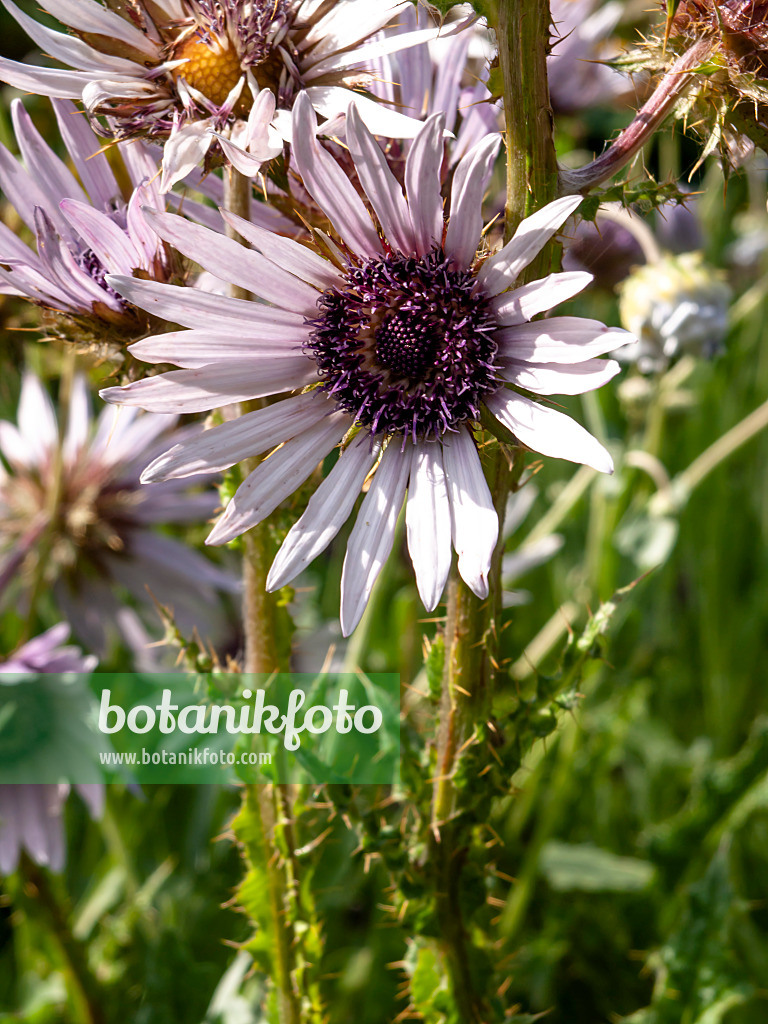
top-left (0, 372), bottom-right (237, 661)
top-left (0, 623), bottom-right (102, 874)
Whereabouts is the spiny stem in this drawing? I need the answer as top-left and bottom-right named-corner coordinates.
top-left (559, 37), bottom-right (714, 195)
top-left (223, 169), bottom-right (303, 1023)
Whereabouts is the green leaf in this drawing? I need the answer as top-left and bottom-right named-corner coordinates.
top-left (540, 842), bottom-right (655, 893)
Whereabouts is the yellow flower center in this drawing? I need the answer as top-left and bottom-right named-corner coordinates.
top-left (173, 36), bottom-right (244, 108)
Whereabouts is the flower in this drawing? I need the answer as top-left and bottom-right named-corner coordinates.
top-left (0, 0), bottom-right (453, 191)
top-left (0, 98), bottom-right (170, 355)
top-left (618, 252), bottom-right (731, 373)
top-left (100, 95), bottom-right (632, 635)
top-left (548, 0), bottom-right (633, 115)
top-left (0, 623), bottom-right (102, 874)
top-left (0, 373), bottom-right (236, 656)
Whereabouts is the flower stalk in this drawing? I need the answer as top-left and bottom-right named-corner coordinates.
top-left (560, 37), bottom-right (715, 195)
top-left (428, 1), bottom-right (559, 1017)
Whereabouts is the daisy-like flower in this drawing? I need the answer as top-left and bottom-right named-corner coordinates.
top-left (0, 373), bottom-right (236, 656)
top-left (100, 95), bottom-right (632, 636)
top-left (0, 98), bottom-right (169, 354)
top-left (0, 623), bottom-right (102, 874)
top-left (0, 0), bottom-right (453, 191)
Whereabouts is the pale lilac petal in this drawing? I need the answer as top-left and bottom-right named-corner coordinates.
top-left (497, 317), bottom-right (633, 363)
top-left (159, 121), bottom-right (213, 193)
top-left (206, 415), bottom-right (349, 546)
top-left (267, 431), bottom-right (381, 591)
top-left (485, 389), bottom-right (614, 473)
top-left (211, 131), bottom-right (266, 176)
top-left (501, 357), bottom-right (621, 395)
top-left (406, 441), bottom-right (452, 612)
top-left (491, 271), bottom-right (593, 325)
top-left (11, 100), bottom-right (87, 209)
top-left (0, 140), bottom-right (65, 236)
top-left (0, 421), bottom-right (36, 466)
top-left (478, 196), bottom-right (584, 295)
top-left (59, 199), bottom-right (142, 275)
top-left (141, 391), bottom-right (332, 481)
top-left (52, 100), bottom-right (120, 209)
top-left (106, 276), bottom-right (304, 330)
top-left (443, 427), bottom-right (498, 599)
top-left (75, 784), bottom-right (105, 819)
top-left (143, 210), bottom-right (320, 310)
top-left (35, 208), bottom-right (122, 311)
top-left (220, 210), bottom-right (342, 290)
top-left (100, 358), bottom-right (316, 413)
top-left (444, 133), bottom-right (502, 269)
top-left (128, 330), bottom-right (309, 368)
top-left (18, 372), bottom-right (58, 463)
top-left (340, 440), bottom-right (412, 636)
top-left (125, 184), bottom-right (160, 268)
top-left (299, 1), bottom-right (409, 59)
top-left (405, 113), bottom-right (446, 256)
top-left (0, 56), bottom-right (95, 99)
top-left (346, 104), bottom-right (415, 254)
top-left (291, 92), bottom-right (382, 258)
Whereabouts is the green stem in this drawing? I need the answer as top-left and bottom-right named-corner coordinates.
top-left (223, 169), bottom-right (304, 1023)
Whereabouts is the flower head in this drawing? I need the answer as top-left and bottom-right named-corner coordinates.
top-left (0, 624), bottom-right (102, 875)
top-left (0, 0), bottom-right (452, 190)
top-left (0, 98), bottom-right (172, 355)
top-left (101, 95), bottom-right (632, 635)
top-left (618, 251), bottom-right (731, 373)
top-left (0, 373), bottom-right (236, 655)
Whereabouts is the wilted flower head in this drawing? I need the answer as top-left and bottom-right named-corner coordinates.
top-left (630, 0), bottom-right (768, 166)
top-left (0, 623), bottom-right (102, 874)
top-left (101, 95), bottom-right (632, 635)
top-left (618, 251), bottom-right (731, 373)
top-left (0, 98), bottom-right (171, 356)
top-left (0, 0), bottom-right (452, 190)
top-left (0, 373), bottom-right (236, 656)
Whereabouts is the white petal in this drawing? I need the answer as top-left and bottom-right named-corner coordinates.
top-left (406, 441), bottom-right (452, 612)
top-left (128, 329), bottom-right (309, 368)
top-left (501, 357), bottom-right (621, 395)
top-left (106, 276), bottom-right (304, 330)
top-left (206, 414), bottom-right (349, 545)
top-left (52, 99), bottom-right (120, 209)
top-left (220, 210), bottom-right (342, 290)
top-left (478, 195), bottom-right (584, 295)
top-left (346, 104), bottom-right (415, 254)
top-left (159, 121), bottom-right (213, 193)
top-left (36, 0), bottom-right (158, 57)
top-left (405, 113), bottom-right (445, 256)
top-left (11, 100), bottom-right (87, 210)
top-left (143, 210), bottom-right (320, 310)
top-left (340, 439), bottom-right (411, 636)
top-left (99, 358), bottom-right (316, 413)
top-left (141, 391), bottom-right (332, 481)
top-left (497, 317), bottom-right (634, 363)
top-left (292, 92), bottom-right (382, 258)
top-left (444, 133), bottom-right (501, 269)
top-left (59, 199), bottom-right (141, 275)
top-left (0, 56), bottom-right (97, 99)
top-left (18, 372), bottom-right (58, 463)
top-left (442, 427), bottom-right (498, 599)
top-left (306, 85), bottom-right (430, 140)
top-left (491, 271), bottom-right (593, 325)
top-left (485, 389), bottom-right (614, 473)
top-left (63, 373), bottom-right (91, 463)
top-left (267, 431), bottom-right (380, 590)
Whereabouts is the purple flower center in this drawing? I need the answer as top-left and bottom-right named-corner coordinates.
top-left (76, 248), bottom-right (128, 309)
top-left (306, 249), bottom-right (500, 440)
